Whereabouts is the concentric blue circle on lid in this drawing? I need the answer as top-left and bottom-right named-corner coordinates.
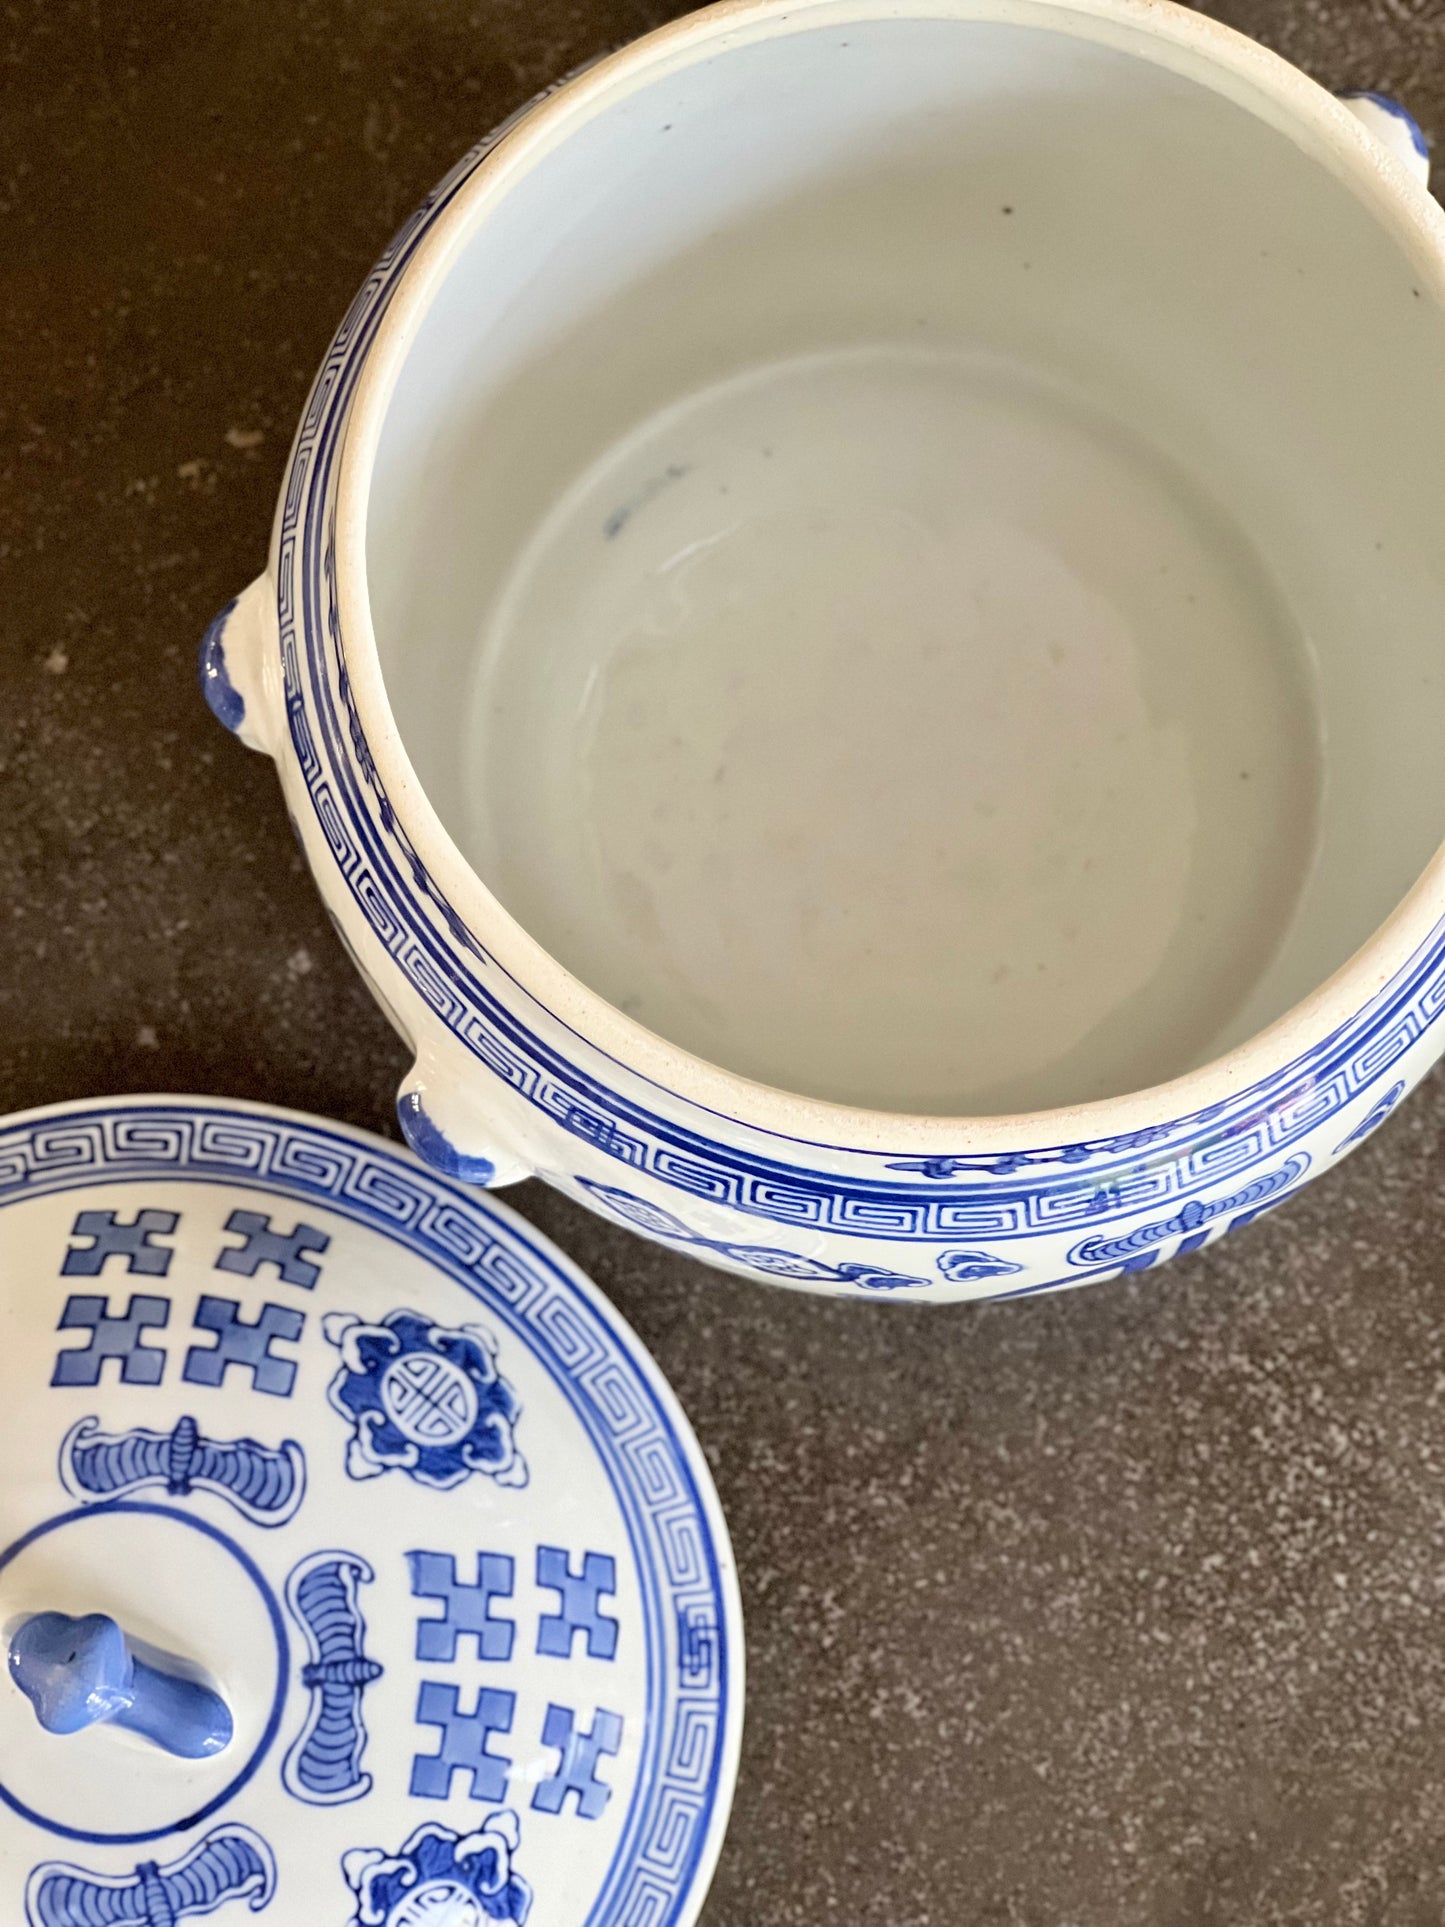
top-left (0, 1095), bottom-right (742, 1927)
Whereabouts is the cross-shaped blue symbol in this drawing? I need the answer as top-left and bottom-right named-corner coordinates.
top-left (215, 1210), bottom-right (330, 1289)
top-left (410, 1682), bottom-right (514, 1802)
top-left (408, 1551), bottom-right (515, 1663)
top-left (536, 1547), bottom-right (618, 1660)
top-left (182, 1297), bottom-right (305, 1398)
top-left (62, 1210), bottom-right (177, 1277)
top-left (52, 1295), bottom-right (170, 1387)
top-left (531, 1704), bottom-right (624, 1820)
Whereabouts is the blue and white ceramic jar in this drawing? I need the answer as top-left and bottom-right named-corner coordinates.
top-left (204, 0), bottom-right (1445, 1302)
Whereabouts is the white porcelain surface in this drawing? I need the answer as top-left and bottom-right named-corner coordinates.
top-left (0, 1097), bottom-right (741, 1925)
top-left (471, 341), bottom-right (1320, 1114)
top-left (205, 0), bottom-right (1445, 1301)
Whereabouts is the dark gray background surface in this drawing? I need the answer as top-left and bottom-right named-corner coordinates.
top-left (4, 2), bottom-right (1445, 1919)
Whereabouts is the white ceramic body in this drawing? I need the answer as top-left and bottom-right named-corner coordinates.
top-left (205, 0), bottom-right (1445, 1302)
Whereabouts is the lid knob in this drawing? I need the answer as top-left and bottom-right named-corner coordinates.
top-left (8, 1610), bottom-right (233, 1759)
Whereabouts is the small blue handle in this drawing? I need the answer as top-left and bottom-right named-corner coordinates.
top-left (8, 1611), bottom-right (233, 1759)
top-left (198, 598), bottom-right (246, 734)
top-left (1336, 90), bottom-right (1431, 186)
top-left (396, 1087), bottom-right (497, 1186)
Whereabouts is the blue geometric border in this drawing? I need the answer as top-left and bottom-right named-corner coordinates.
top-left (276, 88), bottom-right (1445, 1254)
top-left (0, 1101), bottom-right (738, 1927)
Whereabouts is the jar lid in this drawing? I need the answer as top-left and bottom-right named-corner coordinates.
top-left (0, 1095), bottom-right (742, 1927)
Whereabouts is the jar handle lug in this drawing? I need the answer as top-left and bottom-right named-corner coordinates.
top-left (199, 574), bottom-right (283, 758)
top-left (396, 1060), bottom-right (533, 1189)
top-left (1337, 90), bottom-right (1431, 189)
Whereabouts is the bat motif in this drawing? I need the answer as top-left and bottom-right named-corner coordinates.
top-left (60, 1416), bottom-right (306, 1527)
top-left (283, 1551), bottom-right (383, 1804)
top-left (26, 1823), bottom-right (276, 1926)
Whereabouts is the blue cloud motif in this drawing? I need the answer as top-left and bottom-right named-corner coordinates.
top-left (1334, 1079), bottom-right (1406, 1155)
top-left (830, 1262), bottom-right (935, 1291)
top-left (343, 1816), bottom-right (531, 1926)
top-left (936, 1249), bottom-right (1024, 1284)
top-left (323, 1309), bottom-right (526, 1491)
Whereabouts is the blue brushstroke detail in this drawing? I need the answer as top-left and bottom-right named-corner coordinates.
top-left (531, 1704), bottom-right (623, 1819)
top-left (9, 1611), bottom-right (233, 1760)
top-left (60, 1414), bottom-right (306, 1526)
top-left (936, 1249), bottom-right (1024, 1284)
top-left (396, 1088), bottom-right (497, 1186)
top-left (603, 463), bottom-right (690, 540)
top-left (343, 1816), bottom-right (531, 1925)
top-left (199, 599), bottom-right (246, 734)
top-left (283, 1551), bottom-right (383, 1804)
top-left (577, 1179), bottom-right (933, 1289)
top-left (1335, 1078), bottom-right (1407, 1154)
top-left (884, 1157), bottom-right (976, 1180)
top-left (26, 1824), bottom-right (275, 1925)
top-left (1338, 89), bottom-right (1430, 160)
top-left (1068, 1155), bottom-right (1309, 1266)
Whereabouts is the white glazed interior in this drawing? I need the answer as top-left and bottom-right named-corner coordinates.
top-left (354, 0), bottom-right (1445, 1126)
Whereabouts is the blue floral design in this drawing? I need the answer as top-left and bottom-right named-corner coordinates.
top-left (343, 1816), bottom-right (531, 1925)
top-left (323, 1308), bottom-right (526, 1491)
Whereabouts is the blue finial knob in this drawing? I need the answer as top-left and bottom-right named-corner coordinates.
top-left (8, 1611), bottom-right (233, 1759)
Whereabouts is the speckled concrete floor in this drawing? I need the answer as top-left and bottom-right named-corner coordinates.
top-left (4, 1), bottom-right (1445, 1919)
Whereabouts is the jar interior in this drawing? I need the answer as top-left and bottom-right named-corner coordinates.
top-left (366, 7), bottom-right (1445, 1116)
